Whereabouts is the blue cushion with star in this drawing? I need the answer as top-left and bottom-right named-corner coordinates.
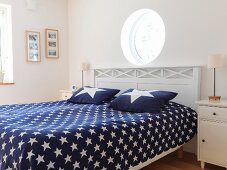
top-left (109, 89), bottom-right (177, 113)
top-left (151, 90), bottom-right (178, 103)
top-left (68, 87), bottom-right (120, 105)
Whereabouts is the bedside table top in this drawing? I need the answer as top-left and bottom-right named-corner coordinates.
top-left (196, 100), bottom-right (227, 108)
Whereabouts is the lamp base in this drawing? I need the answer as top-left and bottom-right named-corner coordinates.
top-left (208, 96), bottom-right (221, 102)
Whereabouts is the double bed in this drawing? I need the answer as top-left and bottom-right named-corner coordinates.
top-left (0, 66), bottom-right (201, 170)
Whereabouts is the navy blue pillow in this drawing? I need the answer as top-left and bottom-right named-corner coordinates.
top-left (109, 89), bottom-right (165, 113)
top-left (68, 87), bottom-right (120, 105)
top-left (151, 90), bottom-right (178, 103)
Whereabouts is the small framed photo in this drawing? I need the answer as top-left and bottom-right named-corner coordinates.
top-left (25, 31), bottom-right (41, 62)
top-left (45, 29), bottom-right (59, 59)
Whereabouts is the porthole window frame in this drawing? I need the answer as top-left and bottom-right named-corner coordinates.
top-left (121, 9), bottom-right (166, 66)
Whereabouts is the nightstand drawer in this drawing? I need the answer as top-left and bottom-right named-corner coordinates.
top-left (198, 106), bottom-right (227, 120)
top-left (61, 93), bottom-right (72, 100)
top-left (61, 91), bottom-right (73, 100)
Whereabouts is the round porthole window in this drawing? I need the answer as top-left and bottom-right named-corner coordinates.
top-left (121, 9), bottom-right (165, 65)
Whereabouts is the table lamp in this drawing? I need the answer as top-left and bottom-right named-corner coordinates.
top-left (207, 54), bottom-right (223, 101)
top-left (81, 62), bottom-right (90, 87)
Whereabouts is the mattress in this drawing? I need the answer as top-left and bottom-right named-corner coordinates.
top-left (0, 101), bottom-right (197, 170)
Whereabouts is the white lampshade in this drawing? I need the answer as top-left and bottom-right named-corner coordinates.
top-left (207, 54), bottom-right (223, 69)
top-left (81, 62), bottom-right (90, 71)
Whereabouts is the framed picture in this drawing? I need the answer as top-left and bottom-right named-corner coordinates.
top-left (25, 31), bottom-right (41, 62)
top-left (45, 29), bottom-right (59, 59)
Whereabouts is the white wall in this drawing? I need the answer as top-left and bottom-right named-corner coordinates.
top-left (68, 0), bottom-right (227, 100)
top-left (0, 0), bottom-right (68, 104)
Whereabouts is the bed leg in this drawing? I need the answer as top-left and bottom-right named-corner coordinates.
top-left (177, 146), bottom-right (183, 159)
top-left (200, 161), bottom-right (205, 169)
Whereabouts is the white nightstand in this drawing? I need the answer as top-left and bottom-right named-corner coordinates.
top-left (60, 90), bottom-right (73, 100)
top-left (196, 100), bottom-right (227, 169)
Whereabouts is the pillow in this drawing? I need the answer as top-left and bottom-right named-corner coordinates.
top-left (68, 87), bottom-right (120, 105)
top-left (151, 90), bottom-right (178, 103)
top-left (109, 89), bottom-right (165, 113)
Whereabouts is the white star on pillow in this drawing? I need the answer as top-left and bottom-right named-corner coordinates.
top-left (122, 89), bottom-right (157, 103)
top-left (75, 87), bottom-right (106, 98)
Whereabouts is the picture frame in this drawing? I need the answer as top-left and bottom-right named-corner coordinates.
top-left (45, 29), bottom-right (59, 59)
top-left (25, 31), bottom-right (41, 62)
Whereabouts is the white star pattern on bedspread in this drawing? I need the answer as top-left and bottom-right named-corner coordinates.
top-left (0, 101), bottom-right (197, 170)
top-left (122, 89), bottom-right (156, 103)
top-left (75, 87), bottom-right (106, 98)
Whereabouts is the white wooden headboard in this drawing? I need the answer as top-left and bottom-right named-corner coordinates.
top-left (93, 67), bottom-right (201, 109)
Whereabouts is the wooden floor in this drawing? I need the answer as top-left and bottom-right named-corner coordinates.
top-left (141, 152), bottom-right (226, 170)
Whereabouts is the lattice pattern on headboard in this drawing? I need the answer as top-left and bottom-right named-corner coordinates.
top-left (95, 67), bottom-right (194, 79)
top-left (94, 67), bottom-right (201, 109)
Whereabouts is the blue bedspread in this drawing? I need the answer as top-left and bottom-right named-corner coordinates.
top-left (0, 101), bottom-right (197, 170)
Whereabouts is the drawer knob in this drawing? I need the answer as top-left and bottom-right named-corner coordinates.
top-left (213, 112), bottom-right (216, 116)
top-left (202, 139), bottom-right (205, 143)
